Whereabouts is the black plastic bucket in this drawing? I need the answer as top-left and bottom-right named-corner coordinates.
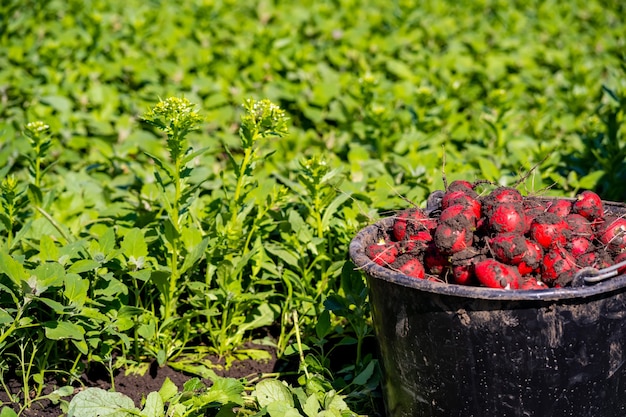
top-left (349, 199), bottom-right (626, 417)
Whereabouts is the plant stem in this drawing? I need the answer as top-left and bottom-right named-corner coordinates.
top-left (292, 310), bottom-right (309, 380)
top-left (166, 133), bottom-right (183, 321)
top-left (230, 146), bottom-right (253, 224)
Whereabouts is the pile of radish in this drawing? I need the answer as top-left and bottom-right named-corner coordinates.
top-left (367, 181), bottom-right (626, 289)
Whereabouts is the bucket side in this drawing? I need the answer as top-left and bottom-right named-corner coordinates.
top-left (368, 277), bottom-right (626, 417)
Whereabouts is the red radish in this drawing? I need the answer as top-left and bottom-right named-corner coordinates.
top-left (398, 234), bottom-right (431, 254)
top-left (367, 241), bottom-right (398, 266)
top-left (474, 258), bottom-right (521, 289)
top-left (440, 204), bottom-right (478, 225)
top-left (393, 208), bottom-right (437, 241)
top-left (409, 230), bottom-right (433, 242)
top-left (447, 180), bottom-right (476, 193)
top-left (566, 213), bottom-right (594, 237)
top-left (488, 202), bottom-right (526, 234)
top-left (523, 200), bottom-right (547, 232)
top-left (572, 190), bottom-right (603, 221)
top-left (597, 216), bottom-right (626, 252)
top-left (482, 188), bottom-right (523, 218)
top-left (489, 233), bottom-right (528, 265)
top-left (577, 250), bottom-right (612, 269)
top-left (529, 212), bottom-right (570, 249)
top-left (398, 258), bottom-right (426, 279)
top-left (452, 263), bottom-right (473, 285)
top-left (441, 191), bottom-right (482, 219)
top-left (488, 187), bottom-right (523, 204)
top-left (424, 244), bottom-right (450, 275)
top-left (568, 236), bottom-right (592, 256)
top-left (517, 240), bottom-right (543, 275)
top-left (547, 199), bottom-right (572, 217)
top-left (434, 222), bottom-right (473, 254)
top-left (541, 246), bottom-right (576, 286)
top-left (520, 277), bottom-right (549, 290)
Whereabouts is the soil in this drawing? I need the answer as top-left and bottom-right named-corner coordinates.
top-left (1, 344), bottom-right (281, 417)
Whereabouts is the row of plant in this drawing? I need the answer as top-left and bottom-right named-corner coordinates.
top-left (0, 0), bottom-right (624, 415)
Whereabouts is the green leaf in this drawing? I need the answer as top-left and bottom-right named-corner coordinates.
top-left (67, 388), bottom-right (139, 417)
top-left (315, 310), bottom-right (331, 339)
top-left (322, 390), bottom-right (348, 413)
top-left (121, 228), bottom-right (148, 260)
top-left (476, 157), bottom-right (501, 183)
top-left (192, 377), bottom-right (245, 407)
top-left (144, 151), bottom-right (175, 182)
top-left (98, 227), bottom-right (117, 255)
top-left (577, 170), bottom-right (605, 190)
top-left (386, 59), bottom-right (414, 80)
top-left (39, 235), bottom-right (60, 262)
top-left (266, 402), bottom-right (302, 417)
top-left (302, 394), bottom-right (321, 417)
top-left (180, 237), bottom-right (209, 275)
top-left (67, 259), bottom-right (101, 274)
top-left (320, 193), bottom-right (350, 231)
top-left (237, 303), bottom-right (278, 334)
top-left (0, 406), bottom-right (18, 417)
top-left (0, 309), bottom-right (13, 325)
top-left (0, 251), bottom-right (28, 286)
top-left (63, 274), bottom-right (89, 307)
top-left (141, 392), bottom-right (164, 417)
top-left (352, 360), bottom-right (376, 386)
top-left (265, 244), bottom-right (300, 269)
top-left (181, 146), bottom-right (211, 165)
top-left (158, 377), bottom-right (179, 403)
top-left (32, 262), bottom-right (65, 293)
top-left (44, 320), bottom-right (85, 341)
top-left (254, 380), bottom-right (294, 408)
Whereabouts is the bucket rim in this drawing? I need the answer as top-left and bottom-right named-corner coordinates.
top-left (349, 201), bottom-right (626, 301)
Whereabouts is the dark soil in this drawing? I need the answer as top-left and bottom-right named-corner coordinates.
top-left (1, 344), bottom-right (280, 417)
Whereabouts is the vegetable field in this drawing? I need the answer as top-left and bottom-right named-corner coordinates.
top-left (0, 0), bottom-right (624, 416)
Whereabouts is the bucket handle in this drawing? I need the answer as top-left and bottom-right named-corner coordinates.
top-left (572, 259), bottom-right (626, 286)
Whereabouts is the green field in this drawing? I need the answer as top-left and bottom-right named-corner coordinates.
top-left (0, 0), bottom-right (624, 415)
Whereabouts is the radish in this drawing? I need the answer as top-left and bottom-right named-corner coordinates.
top-left (441, 191), bottom-right (482, 219)
top-left (541, 246), bottom-right (576, 286)
top-left (482, 187), bottom-right (523, 217)
top-left (393, 208), bottom-right (432, 241)
top-left (398, 258), bottom-right (426, 279)
top-left (517, 239), bottom-right (543, 276)
top-left (452, 263), bottom-right (473, 285)
top-left (434, 221), bottom-right (473, 254)
top-left (488, 202), bottom-right (526, 234)
top-left (474, 258), bottom-right (521, 289)
top-left (489, 233), bottom-right (528, 265)
top-left (567, 236), bottom-right (592, 256)
top-left (597, 216), bottom-right (626, 253)
top-left (367, 241), bottom-right (399, 266)
top-left (577, 250), bottom-right (612, 269)
top-left (424, 244), bottom-right (450, 275)
top-left (447, 180), bottom-right (476, 194)
top-left (520, 277), bottom-right (549, 290)
top-left (440, 203), bottom-right (479, 226)
top-left (529, 212), bottom-right (570, 249)
top-left (566, 213), bottom-right (594, 237)
top-left (547, 199), bottom-right (572, 217)
top-left (572, 190), bottom-right (603, 221)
